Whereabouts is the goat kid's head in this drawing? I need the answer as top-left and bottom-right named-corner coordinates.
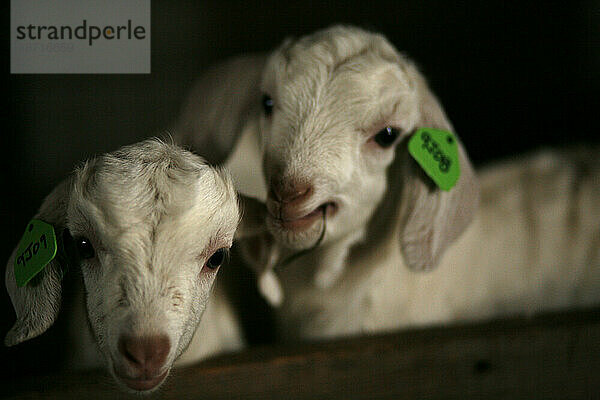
top-left (258, 25), bottom-right (479, 271)
top-left (5, 139), bottom-right (240, 392)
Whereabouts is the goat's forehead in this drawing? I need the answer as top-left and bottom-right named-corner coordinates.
top-left (268, 56), bottom-right (415, 131)
top-left (268, 27), bottom-right (403, 85)
top-left (80, 165), bottom-right (203, 216)
top-left (69, 159), bottom-right (239, 253)
top-left (265, 33), bottom-right (414, 124)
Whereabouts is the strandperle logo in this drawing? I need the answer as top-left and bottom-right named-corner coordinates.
top-left (11, 0), bottom-right (151, 74)
top-left (15, 20), bottom-right (147, 47)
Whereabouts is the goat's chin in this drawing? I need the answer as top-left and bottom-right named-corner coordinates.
top-left (110, 361), bottom-right (171, 394)
top-left (266, 215), bottom-right (325, 250)
top-left (118, 371), bottom-right (169, 394)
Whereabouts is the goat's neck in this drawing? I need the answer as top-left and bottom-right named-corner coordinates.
top-left (278, 225), bottom-right (393, 293)
top-left (274, 225), bottom-right (401, 340)
top-left (311, 228), bottom-right (366, 288)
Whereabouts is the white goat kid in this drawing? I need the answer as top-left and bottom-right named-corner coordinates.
top-left (5, 139), bottom-right (243, 392)
top-left (177, 26), bottom-right (600, 341)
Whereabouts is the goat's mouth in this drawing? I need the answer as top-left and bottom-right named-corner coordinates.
top-left (115, 369), bottom-right (169, 392)
top-left (272, 202), bottom-right (337, 231)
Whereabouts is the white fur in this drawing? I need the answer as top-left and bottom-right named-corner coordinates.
top-left (5, 139), bottom-right (243, 390)
top-left (178, 26), bottom-right (600, 341)
top-left (270, 148), bottom-right (600, 340)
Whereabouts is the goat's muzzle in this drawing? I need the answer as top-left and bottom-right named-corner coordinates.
top-left (116, 334), bottom-right (170, 391)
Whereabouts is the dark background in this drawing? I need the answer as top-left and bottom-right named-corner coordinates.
top-left (2, 0), bottom-right (599, 381)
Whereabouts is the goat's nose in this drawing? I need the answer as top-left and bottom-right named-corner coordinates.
top-left (270, 178), bottom-right (313, 204)
top-left (118, 335), bottom-right (170, 375)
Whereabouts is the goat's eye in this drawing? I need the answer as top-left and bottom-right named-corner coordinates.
top-left (75, 237), bottom-right (95, 259)
top-left (262, 95), bottom-right (274, 116)
top-left (205, 248), bottom-right (226, 270)
top-left (374, 127), bottom-right (400, 147)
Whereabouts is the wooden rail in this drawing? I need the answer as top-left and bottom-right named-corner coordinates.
top-left (3, 308), bottom-right (599, 399)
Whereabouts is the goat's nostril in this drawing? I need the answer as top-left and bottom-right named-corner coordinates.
top-left (286, 186), bottom-right (311, 203)
top-left (121, 345), bottom-right (139, 366)
top-left (118, 335), bottom-right (170, 373)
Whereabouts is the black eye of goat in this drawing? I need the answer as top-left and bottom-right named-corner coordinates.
top-left (262, 95), bottom-right (274, 116)
top-left (76, 237), bottom-right (95, 259)
top-left (374, 127), bottom-right (400, 147)
top-left (206, 249), bottom-right (226, 270)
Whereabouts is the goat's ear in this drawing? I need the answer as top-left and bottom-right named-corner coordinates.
top-left (5, 179), bottom-right (72, 346)
top-left (174, 54), bottom-right (267, 165)
top-left (396, 66), bottom-right (479, 272)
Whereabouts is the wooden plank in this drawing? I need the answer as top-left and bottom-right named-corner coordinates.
top-left (2, 308), bottom-right (599, 399)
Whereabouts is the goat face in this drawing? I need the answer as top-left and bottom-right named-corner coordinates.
top-left (259, 26), bottom-right (422, 250)
top-left (5, 140), bottom-right (240, 392)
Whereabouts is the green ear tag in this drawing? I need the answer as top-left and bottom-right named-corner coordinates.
top-left (14, 219), bottom-right (58, 287)
top-left (408, 128), bottom-right (460, 191)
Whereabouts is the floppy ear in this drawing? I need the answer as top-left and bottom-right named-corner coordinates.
top-left (396, 65), bottom-right (479, 272)
top-left (5, 179), bottom-right (72, 346)
top-left (174, 54), bottom-right (267, 165)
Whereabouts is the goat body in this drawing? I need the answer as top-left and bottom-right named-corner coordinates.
top-left (271, 147), bottom-right (600, 340)
top-left (176, 26), bottom-right (600, 341)
top-left (5, 139), bottom-right (243, 392)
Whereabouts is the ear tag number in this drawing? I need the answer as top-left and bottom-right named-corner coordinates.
top-left (408, 128), bottom-right (460, 191)
top-left (14, 219), bottom-right (57, 287)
